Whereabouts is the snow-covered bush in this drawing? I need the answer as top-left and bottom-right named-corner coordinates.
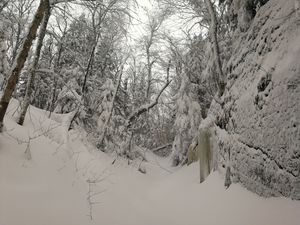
top-left (54, 78), bottom-right (82, 114)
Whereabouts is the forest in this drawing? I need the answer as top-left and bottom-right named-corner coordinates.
top-left (0, 0), bottom-right (300, 224)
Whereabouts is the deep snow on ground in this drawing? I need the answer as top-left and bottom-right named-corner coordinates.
top-left (1, 101), bottom-right (300, 225)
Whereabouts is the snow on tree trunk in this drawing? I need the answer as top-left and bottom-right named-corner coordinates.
top-left (0, 0), bottom-right (49, 131)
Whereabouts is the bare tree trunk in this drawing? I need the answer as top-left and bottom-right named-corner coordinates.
top-left (82, 45), bottom-right (95, 94)
top-left (11, 24), bottom-right (22, 65)
top-left (48, 76), bottom-right (58, 118)
top-left (82, 34), bottom-right (100, 95)
top-left (145, 46), bottom-right (152, 100)
top-left (0, 0), bottom-right (49, 131)
top-left (17, 3), bottom-right (51, 125)
top-left (47, 33), bottom-right (64, 118)
top-left (204, 0), bottom-right (225, 96)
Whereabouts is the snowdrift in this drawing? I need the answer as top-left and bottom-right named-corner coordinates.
top-left (0, 100), bottom-right (300, 225)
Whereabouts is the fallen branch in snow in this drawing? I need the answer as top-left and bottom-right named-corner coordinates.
top-left (126, 80), bottom-right (172, 128)
top-left (3, 118), bottom-right (63, 162)
top-left (151, 143), bottom-right (172, 152)
top-left (85, 170), bottom-right (110, 220)
top-left (86, 178), bottom-right (105, 220)
top-left (24, 138), bottom-right (32, 160)
top-left (4, 121), bottom-right (61, 144)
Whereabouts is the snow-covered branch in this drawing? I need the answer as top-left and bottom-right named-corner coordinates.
top-left (126, 80), bottom-right (172, 128)
top-left (151, 143), bottom-right (172, 152)
top-left (50, 0), bottom-right (95, 6)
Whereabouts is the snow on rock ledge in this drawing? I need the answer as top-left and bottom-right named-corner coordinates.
top-left (211, 0), bottom-right (300, 199)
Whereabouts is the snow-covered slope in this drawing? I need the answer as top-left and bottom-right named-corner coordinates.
top-left (1, 101), bottom-right (300, 225)
top-left (209, 0), bottom-right (300, 199)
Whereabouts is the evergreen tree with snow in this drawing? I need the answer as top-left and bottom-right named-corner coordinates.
top-left (171, 72), bottom-right (202, 166)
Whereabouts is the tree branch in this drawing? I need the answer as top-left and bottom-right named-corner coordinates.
top-left (151, 143), bottom-right (172, 152)
top-left (127, 80), bottom-right (172, 128)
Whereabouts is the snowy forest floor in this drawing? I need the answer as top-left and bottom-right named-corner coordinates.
top-left (1, 100), bottom-right (300, 225)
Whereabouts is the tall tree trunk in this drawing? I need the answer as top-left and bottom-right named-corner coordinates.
top-left (0, 0), bottom-right (49, 131)
top-left (204, 0), bottom-right (225, 96)
top-left (48, 76), bottom-right (58, 118)
top-left (82, 34), bottom-right (100, 96)
top-left (11, 23), bottom-right (22, 65)
top-left (82, 45), bottom-right (96, 94)
top-left (47, 35), bottom-right (64, 118)
top-left (145, 47), bottom-right (152, 100)
top-left (17, 3), bottom-right (51, 125)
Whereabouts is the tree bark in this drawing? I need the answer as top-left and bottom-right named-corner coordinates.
top-left (204, 0), bottom-right (225, 96)
top-left (0, 0), bottom-right (49, 131)
top-left (17, 2), bottom-right (51, 125)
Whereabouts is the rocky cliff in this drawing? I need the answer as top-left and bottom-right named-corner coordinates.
top-left (210, 0), bottom-right (300, 199)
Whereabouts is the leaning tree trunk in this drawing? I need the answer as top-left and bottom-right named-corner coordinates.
top-left (0, 0), bottom-right (49, 131)
top-left (17, 3), bottom-right (51, 125)
top-left (204, 0), bottom-right (225, 96)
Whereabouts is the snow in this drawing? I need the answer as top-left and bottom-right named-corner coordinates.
top-left (1, 100), bottom-right (300, 225)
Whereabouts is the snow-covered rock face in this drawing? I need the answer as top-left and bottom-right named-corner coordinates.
top-left (214, 0), bottom-right (300, 199)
